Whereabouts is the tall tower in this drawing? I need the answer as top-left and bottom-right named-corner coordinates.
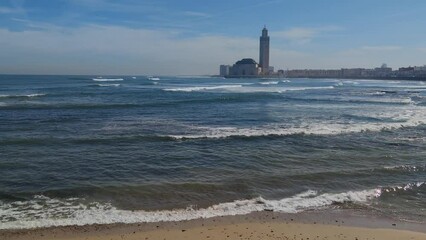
top-left (259, 26), bottom-right (270, 75)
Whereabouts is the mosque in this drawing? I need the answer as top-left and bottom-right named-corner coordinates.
top-left (220, 27), bottom-right (275, 77)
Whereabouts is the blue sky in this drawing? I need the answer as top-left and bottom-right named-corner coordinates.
top-left (1, 0), bottom-right (426, 75)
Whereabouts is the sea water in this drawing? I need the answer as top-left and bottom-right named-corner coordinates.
top-left (0, 75), bottom-right (425, 229)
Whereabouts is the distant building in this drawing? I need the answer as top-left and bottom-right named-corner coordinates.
top-left (341, 68), bottom-right (365, 78)
top-left (220, 27), bottom-right (274, 77)
top-left (218, 28), bottom-right (426, 80)
top-left (229, 58), bottom-right (261, 77)
top-left (414, 65), bottom-right (426, 71)
top-left (220, 65), bottom-right (230, 76)
top-left (398, 66), bottom-right (415, 78)
top-left (284, 63), bottom-right (426, 79)
top-left (413, 65), bottom-right (426, 78)
top-left (399, 66), bottom-right (415, 72)
top-left (373, 64), bottom-right (392, 77)
top-left (259, 27), bottom-right (270, 75)
top-left (286, 69), bottom-right (341, 78)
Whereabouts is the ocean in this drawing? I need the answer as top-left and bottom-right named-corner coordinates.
top-left (0, 75), bottom-right (425, 229)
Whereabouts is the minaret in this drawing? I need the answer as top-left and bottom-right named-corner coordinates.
top-left (259, 26), bottom-right (270, 75)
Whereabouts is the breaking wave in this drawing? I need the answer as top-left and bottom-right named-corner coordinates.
top-left (92, 78), bottom-right (124, 82)
top-left (259, 81), bottom-right (279, 85)
top-left (97, 84), bottom-right (121, 87)
top-left (164, 85), bottom-right (335, 93)
top-left (0, 94), bottom-right (46, 98)
top-left (378, 182), bottom-right (425, 195)
top-left (164, 85), bottom-right (243, 92)
top-left (0, 188), bottom-right (379, 230)
top-left (166, 111), bottom-right (426, 140)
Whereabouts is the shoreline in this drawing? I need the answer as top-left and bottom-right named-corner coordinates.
top-left (2, 209), bottom-right (425, 240)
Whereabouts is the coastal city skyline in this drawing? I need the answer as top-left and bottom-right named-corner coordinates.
top-left (1, 0), bottom-right (426, 75)
top-left (220, 27), bottom-right (426, 79)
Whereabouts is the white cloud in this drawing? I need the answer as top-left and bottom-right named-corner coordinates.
top-left (0, 21), bottom-right (422, 75)
top-left (360, 45), bottom-right (402, 51)
top-left (11, 18), bottom-right (64, 31)
top-left (71, 0), bottom-right (167, 14)
top-left (0, 25), bottom-right (259, 75)
top-left (274, 28), bottom-right (316, 41)
top-left (0, 6), bottom-right (24, 14)
top-left (182, 11), bottom-right (211, 18)
top-left (338, 45), bottom-right (403, 57)
top-left (331, 45), bottom-right (426, 70)
top-left (272, 26), bottom-right (342, 44)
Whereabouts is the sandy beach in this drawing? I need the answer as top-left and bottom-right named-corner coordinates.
top-left (1, 210), bottom-right (425, 240)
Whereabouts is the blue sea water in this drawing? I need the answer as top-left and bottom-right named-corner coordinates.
top-left (0, 75), bottom-right (425, 229)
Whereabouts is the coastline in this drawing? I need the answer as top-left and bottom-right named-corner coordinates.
top-left (2, 209), bottom-right (425, 240)
top-left (222, 75), bottom-right (426, 81)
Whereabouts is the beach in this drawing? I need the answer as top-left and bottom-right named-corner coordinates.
top-left (2, 210), bottom-right (425, 240)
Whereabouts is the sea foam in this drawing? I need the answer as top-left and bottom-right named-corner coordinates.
top-left (259, 81), bottom-right (279, 85)
top-left (92, 78), bottom-right (124, 82)
top-left (166, 108), bottom-right (426, 140)
top-left (163, 85), bottom-right (334, 93)
top-left (164, 85), bottom-right (243, 92)
top-left (0, 188), bottom-right (380, 230)
top-left (97, 84), bottom-right (121, 87)
top-left (0, 93), bottom-right (46, 98)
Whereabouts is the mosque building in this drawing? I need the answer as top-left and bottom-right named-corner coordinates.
top-left (229, 58), bottom-right (260, 76)
top-left (220, 27), bottom-right (274, 77)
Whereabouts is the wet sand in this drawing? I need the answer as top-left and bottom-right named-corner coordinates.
top-left (1, 210), bottom-right (425, 240)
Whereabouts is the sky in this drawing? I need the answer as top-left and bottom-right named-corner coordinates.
top-left (1, 0), bottom-right (426, 75)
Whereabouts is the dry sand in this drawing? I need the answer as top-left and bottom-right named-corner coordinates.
top-left (1, 210), bottom-right (425, 240)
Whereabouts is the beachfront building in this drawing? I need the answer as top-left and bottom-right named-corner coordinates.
top-left (220, 65), bottom-right (230, 76)
top-left (286, 69), bottom-right (341, 78)
top-left (259, 26), bottom-right (270, 75)
top-left (414, 65), bottom-right (426, 71)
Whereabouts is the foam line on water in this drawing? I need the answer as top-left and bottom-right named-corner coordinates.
top-left (166, 109), bottom-right (426, 139)
top-left (0, 94), bottom-right (46, 98)
top-left (259, 81), bottom-right (279, 85)
top-left (378, 182), bottom-right (425, 195)
top-left (0, 188), bottom-right (379, 230)
top-left (163, 85), bottom-right (334, 93)
top-left (92, 78), bottom-right (124, 82)
top-left (224, 86), bottom-right (335, 93)
top-left (97, 84), bottom-right (121, 87)
top-left (163, 85), bottom-right (243, 92)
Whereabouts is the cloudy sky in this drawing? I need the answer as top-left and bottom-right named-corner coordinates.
top-left (1, 0), bottom-right (426, 75)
